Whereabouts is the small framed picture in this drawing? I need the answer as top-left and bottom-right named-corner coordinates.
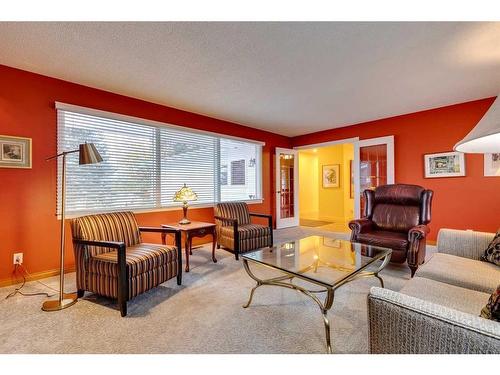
top-left (323, 237), bottom-right (342, 248)
top-left (322, 164), bottom-right (340, 188)
top-left (424, 151), bottom-right (465, 178)
top-left (0, 135), bottom-right (32, 169)
top-left (484, 153), bottom-right (500, 176)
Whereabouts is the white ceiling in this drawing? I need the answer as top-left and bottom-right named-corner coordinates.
top-left (0, 22), bottom-right (499, 137)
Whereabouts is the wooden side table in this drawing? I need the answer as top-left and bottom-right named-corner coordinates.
top-left (161, 221), bottom-right (217, 272)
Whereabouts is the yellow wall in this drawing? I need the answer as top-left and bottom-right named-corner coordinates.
top-left (299, 144), bottom-right (354, 223)
top-left (298, 152), bottom-right (319, 219)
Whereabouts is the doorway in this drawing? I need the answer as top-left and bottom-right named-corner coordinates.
top-left (275, 136), bottom-right (394, 230)
top-left (297, 142), bottom-right (355, 232)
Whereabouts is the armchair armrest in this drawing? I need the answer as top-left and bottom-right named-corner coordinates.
top-left (73, 238), bottom-right (127, 314)
top-left (408, 224), bottom-right (430, 241)
top-left (249, 212), bottom-right (273, 227)
top-left (348, 218), bottom-right (373, 236)
top-left (73, 238), bottom-right (125, 250)
top-left (368, 287), bottom-right (500, 353)
top-left (250, 212), bottom-right (273, 247)
top-left (214, 215), bottom-right (238, 226)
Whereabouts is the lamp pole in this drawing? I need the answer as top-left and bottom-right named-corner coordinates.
top-left (42, 149), bottom-right (79, 311)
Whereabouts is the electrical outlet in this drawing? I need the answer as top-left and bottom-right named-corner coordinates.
top-left (13, 253), bottom-right (23, 265)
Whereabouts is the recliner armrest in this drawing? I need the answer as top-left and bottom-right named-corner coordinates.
top-left (408, 224), bottom-right (430, 241)
top-left (349, 218), bottom-right (373, 235)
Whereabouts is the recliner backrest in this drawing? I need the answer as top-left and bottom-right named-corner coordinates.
top-left (364, 184), bottom-right (433, 233)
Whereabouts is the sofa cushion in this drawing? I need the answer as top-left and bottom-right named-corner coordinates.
top-left (417, 253), bottom-right (500, 294)
top-left (400, 277), bottom-right (491, 316)
top-left (480, 229), bottom-right (500, 266)
top-left (481, 285), bottom-right (500, 322)
top-left (89, 243), bottom-right (177, 277)
top-left (357, 230), bottom-right (408, 251)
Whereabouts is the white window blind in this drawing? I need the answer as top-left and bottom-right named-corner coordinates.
top-left (57, 105), bottom-right (263, 216)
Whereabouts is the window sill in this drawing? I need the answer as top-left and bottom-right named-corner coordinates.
top-left (58, 199), bottom-right (264, 220)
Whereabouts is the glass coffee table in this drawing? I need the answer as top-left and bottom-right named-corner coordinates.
top-left (241, 235), bottom-right (392, 353)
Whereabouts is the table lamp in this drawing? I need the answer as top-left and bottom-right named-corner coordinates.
top-left (173, 183), bottom-right (198, 224)
top-left (42, 142), bottom-right (103, 312)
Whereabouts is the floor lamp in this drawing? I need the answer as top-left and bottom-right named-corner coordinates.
top-left (42, 142), bottom-right (103, 312)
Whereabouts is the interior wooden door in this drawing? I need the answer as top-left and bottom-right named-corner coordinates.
top-left (354, 136), bottom-right (394, 218)
top-left (275, 148), bottom-right (299, 228)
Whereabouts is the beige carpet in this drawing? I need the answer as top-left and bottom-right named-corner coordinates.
top-left (0, 227), bottom-right (434, 354)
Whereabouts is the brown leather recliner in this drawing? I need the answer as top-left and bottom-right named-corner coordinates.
top-left (349, 184), bottom-right (433, 277)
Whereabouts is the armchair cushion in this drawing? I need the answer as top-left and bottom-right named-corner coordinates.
top-left (481, 285), bottom-right (500, 322)
top-left (89, 243), bottom-right (178, 278)
top-left (220, 223), bottom-right (271, 240)
top-left (356, 230), bottom-right (409, 251)
top-left (416, 253), bottom-right (499, 294)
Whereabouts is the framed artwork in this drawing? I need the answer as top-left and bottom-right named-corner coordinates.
top-left (484, 153), bottom-right (500, 176)
top-left (322, 164), bottom-right (340, 188)
top-left (424, 151), bottom-right (465, 178)
top-left (323, 237), bottom-right (342, 248)
top-left (0, 135), bottom-right (32, 169)
top-left (349, 160), bottom-right (354, 198)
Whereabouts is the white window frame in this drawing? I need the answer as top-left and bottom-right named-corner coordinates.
top-left (56, 102), bottom-right (264, 217)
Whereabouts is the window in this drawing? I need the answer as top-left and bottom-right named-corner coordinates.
top-left (56, 104), bottom-right (263, 215)
top-left (230, 160), bottom-right (245, 185)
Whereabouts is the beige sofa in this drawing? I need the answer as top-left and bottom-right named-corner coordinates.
top-left (368, 228), bottom-right (500, 354)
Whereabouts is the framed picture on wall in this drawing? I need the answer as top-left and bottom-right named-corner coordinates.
top-left (424, 151), bottom-right (465, 178)
top-left (322, 164), bottom-right (340, 188)
top-left (484, 153), bottom-right (500, 176)
top-left (0, 135), bottom-right (32, 169)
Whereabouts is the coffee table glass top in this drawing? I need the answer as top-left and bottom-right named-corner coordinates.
top-left (242, 236), bottom-right (391, 288)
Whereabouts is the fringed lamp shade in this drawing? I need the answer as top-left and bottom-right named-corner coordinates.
top-left (173, 184), bottom-right (198, 202)
top-left (454, 95), bottom-right (500, 153)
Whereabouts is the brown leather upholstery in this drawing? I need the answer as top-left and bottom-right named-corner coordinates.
top-left (349, 184), bottom-right (433, 277)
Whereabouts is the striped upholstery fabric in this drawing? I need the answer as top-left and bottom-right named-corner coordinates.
top-left (215, 202), bottom-right (251, 225)
top-left (71, 211), bottom-right (178, 301)
top-left (215, 203), bottom-right (271, 253)
top-left (89, 243), bottom-right (177, 277)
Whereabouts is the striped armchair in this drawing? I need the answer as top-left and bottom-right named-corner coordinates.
top-left (214, 202), bottom-right (273, 260)
top-left (71, 211), bottom-right (182, 317)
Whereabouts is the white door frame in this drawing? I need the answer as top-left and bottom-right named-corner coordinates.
top-left (353, 135), bottom-right (395, 218)
top-left (292, 135), bottom-right (394, 225)
top-left (275, 147), bottom-right (299, 229)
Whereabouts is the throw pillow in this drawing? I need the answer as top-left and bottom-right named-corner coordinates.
top-left (480, 284), bottom-right (500, 322)
top-left (480, 229), bottom-right (500, 266)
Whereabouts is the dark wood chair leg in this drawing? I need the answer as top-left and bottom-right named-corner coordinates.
top-left (77, 289), bottom-right (85, 298)
top-left (119, 301), bottom-right (127, 317)
top-left (217, 243), bottom-right (220, 249)
top-left (409, 265), bottom-right (418, 278)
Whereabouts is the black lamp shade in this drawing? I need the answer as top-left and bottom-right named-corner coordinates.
top-left (79, 143), bottom-right (103, 165)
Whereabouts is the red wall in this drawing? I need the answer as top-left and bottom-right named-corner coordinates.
top-left (1, 63), bottom-right (498, 284)
top-left (0, 65), bottom-right (291, 283)
top-left (292, 98), bottom-right (500, 240)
